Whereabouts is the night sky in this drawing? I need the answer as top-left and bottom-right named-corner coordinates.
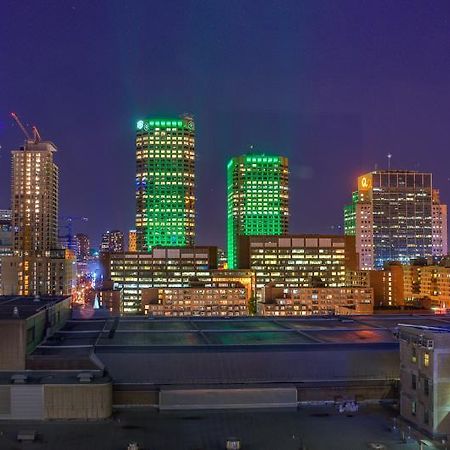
top-left (1, 0), bottom-right (450, 249)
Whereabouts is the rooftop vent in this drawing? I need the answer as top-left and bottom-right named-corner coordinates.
top-left (77, 372), bottom-right (93, 384)
top-left (11, 374), bottom-right (28, 384)
top-left (12, 306), bottom-right (19, 318)
top-left (33, 294), bottom-right (40, 302)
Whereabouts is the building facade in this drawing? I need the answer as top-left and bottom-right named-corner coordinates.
top-left (3, 136), bottom-right (75, 296)
top-left (74, 233), bottom-right (90, 261)
top-left (142, 282), bottom-right (249, 317)
top-left (128, 230), bottom-right (137, 252)
top-left (260, 284), bottom-right (373, 316)
top-left (0, 210), bottom-right (13, 292)
top-left (100, 230), bottom-right (124, 254)
top-left (135, 116), bottom-right (195, 252)
top-left (106, 247), bottom-right (218, 313)
top-left (432, 189), bottom-right (448, 258)
top-left (12, 140), bottom-right (59, 255)
top-left (237, 234), bottom-right (358, 298)
top-left (346, 170), bottom-right (447, 270)
top-left (399, 324), bottom-right (450, 438)
top-left (227, 154), bottom-right (289, 269)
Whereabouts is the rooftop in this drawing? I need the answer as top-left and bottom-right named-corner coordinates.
top-left (0, 296), bottom-right (70, 320)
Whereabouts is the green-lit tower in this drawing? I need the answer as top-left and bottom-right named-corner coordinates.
top-left (343, 191), bottom-right (358, 236)
top-left (135, 116), bottom-right (195, 252)
top-left (227, 154), bottom-right (289, 269)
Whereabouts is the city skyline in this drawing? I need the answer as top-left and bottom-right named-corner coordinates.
top-left (2, 1), bottom-right (450, 248)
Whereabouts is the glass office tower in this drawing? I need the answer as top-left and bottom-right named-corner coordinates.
top-left (135, 116), bottom-right (195, 252)
top-left (227, 154), bottom-right (289, 269)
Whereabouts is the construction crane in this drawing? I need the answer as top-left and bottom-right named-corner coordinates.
top-left (11, 112), bottom-right (42, 143)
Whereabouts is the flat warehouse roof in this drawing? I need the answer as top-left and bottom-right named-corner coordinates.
top-left (0, 295), bottom-right (70, 320)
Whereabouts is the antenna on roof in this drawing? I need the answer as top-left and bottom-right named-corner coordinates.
top-left (387, 153), bottom-right (392, 170)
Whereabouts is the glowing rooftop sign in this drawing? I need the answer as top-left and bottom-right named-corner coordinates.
top-left (136, 119), bottom-right (189, 131)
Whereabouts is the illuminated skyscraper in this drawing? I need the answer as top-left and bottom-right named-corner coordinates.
top-left (135, 116), bottom-right (195, 252)
top-left (128, 230), bottom-right (137, 252)
top-left (2, 134), bottom-right (75, 296)
top-left (12, 141), bottom-right (59, 254)
top-left (227, 154), bottom-right (289, 269)
top-left (346, 170), bottom-right (447, 270)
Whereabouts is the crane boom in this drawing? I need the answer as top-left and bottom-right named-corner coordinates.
top-left (11, 112), bottom-right (31, 140)
top-left (32, 126), bottom-right (42, 143)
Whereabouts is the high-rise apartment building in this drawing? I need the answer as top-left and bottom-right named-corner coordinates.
top-left (2, 134), bottom-right (75, 295)
top-left (100, 230), bottom-right (124, 253)
top-left (135, 116), bottom-right (195, 252)
top-left (345, 170), bottom-right (447, 270)
top-left (12, 141), bottom-right (59, 254)
top-left (227, 154), bottom-right (289, 269)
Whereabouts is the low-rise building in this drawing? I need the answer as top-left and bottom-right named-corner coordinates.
top-left (106, 247), bottom-right (218, 313)
top-left (237, 234), bottom-right (359, 298)
top-left (259, 284), bottom-right (373, 316)
top-left (142, 282), bottom-right (249, 317)
top-left (1, 249), bottom-right (76, 296)
top-left (399, 324), bottom-right (450, 438)
top-left (0, 295), bottom-right (71, 370)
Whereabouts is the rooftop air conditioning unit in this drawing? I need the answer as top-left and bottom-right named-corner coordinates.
top-left (11, 374), bottom-right (28, 384)
top-left (77, 372), bottom-right (93, 384)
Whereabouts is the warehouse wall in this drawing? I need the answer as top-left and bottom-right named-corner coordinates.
top-left (44, 383), bottom-right (112, 419)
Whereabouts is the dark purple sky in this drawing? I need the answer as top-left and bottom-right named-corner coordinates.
top-left (1, 0), bottom-right (450, 248)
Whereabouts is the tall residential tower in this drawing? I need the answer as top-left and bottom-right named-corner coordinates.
top-left (135, 116), bottom-right (195, 252)
top-left (227, 154), bottom-right (289, 269)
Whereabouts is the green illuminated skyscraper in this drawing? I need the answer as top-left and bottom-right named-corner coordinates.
top-left (135, 116), bottom-right (195, 252)
top-left (227, 154), bottom-right (289, 269)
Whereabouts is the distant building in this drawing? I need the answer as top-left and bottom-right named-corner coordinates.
top-left (74, 233), bottom-right (90, 261)
top-left (237, 234), bottom-right (358, 298)
top-left (260, 284), bottom-right (373, 316)
top-left (135, 116), bottom-right (195, 252)
top-left (345, 170), bottom-right (447, 270)
top-left (432, 189), bottom-right (448, 258)
top-left (0, 210), bottom-right (13, 292)
top-left (399, 324), bottom-right (450, 438)
top-left (101, 230), bottom-right (124, 253)
top-left (142, 282), bottom-right (249, 317)
top-left (227, 154), bottom-right (289, 269)
top-left (128, 230), bottom-right (137, 252)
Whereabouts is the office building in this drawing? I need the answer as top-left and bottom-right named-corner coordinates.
top-left (260, 284), bottom-right (373, 316)
top-left (142, 281), bottom-right (249, 317)
top-left (346, 170), bottom-right (447, 270)
top-left (135, 116), bottom-right (195, 252)
top-left (100, 230), bottom-right (124, 253)
top-left (237, 234), bottom-right (358, 298)
top-left (399, 324), bottom-right (450, 438)
top-left (128, 229), bottom-right (137, 252)
top-left (106, 246), bottom-right (218, 313)
top-left (74, 233), bottom-right (90, 261)
top-left (227, 154), bottom-right (289, 269)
